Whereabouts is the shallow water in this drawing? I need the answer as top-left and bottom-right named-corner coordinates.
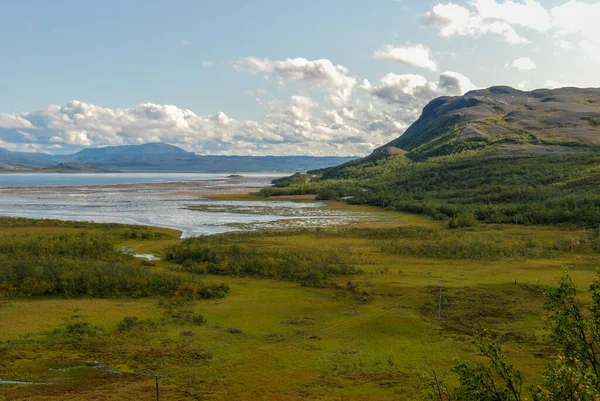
top-left (0, 378), bottom-right (51, 385)
top-left (0, 173), bottom-right (370, 237)
top-left (0, 172), bottom-right (286, 188)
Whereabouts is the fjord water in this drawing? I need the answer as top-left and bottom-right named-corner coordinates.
top-left (0, 173), bottom-right (365, 237)
top-left (0, 172), bottom-right (283, 188)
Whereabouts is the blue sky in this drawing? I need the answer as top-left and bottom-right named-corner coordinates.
top-left (1, 0), bottom-right (599, 156)
top-left (0, 0), bottom-right (417, 114)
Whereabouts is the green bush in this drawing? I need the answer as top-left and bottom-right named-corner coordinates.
top-left (0, 226), bottom-right (228, 299)
top-left (167, 238), bottom-right (359, 285)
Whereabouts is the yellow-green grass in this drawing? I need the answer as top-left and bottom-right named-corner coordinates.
top-left (1, 212), bottom-right (600, 400)
top-left (0, 298), bottom-right (160, 341)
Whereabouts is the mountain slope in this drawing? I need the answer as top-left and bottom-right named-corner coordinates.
top-left (0, 163), bottom-right (38, 172)
top-left (42, 162), bottom-right (118, 173)
top-left (62, 142), bottom-right (195, 161)
top-left (377, 86), bottom-right (600, 160)
top-left (264, 86), bottom-right (600, 227)
top-left (0, 148), bottom-right (55, 166)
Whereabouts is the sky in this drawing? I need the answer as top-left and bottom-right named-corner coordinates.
top-left (1, 0), bottom-right (599, 156)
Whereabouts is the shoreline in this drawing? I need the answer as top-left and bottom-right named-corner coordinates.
top-left (0, 177), bottom-right (360, 238)
top-left (0, 175), bottom-right (271, 193)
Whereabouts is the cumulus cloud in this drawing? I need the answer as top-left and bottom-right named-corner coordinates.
top-left (0, 98), bottom-right (398, 156)
top-left (474, 0), bottom-right (551, 32)
top-left (425, 0), bottom-right (600, 63)
top-left (364, 71), bottom-right (477, 105)
top-left (0, 49), bottom-right (480, 157)
top-left (506, 56), bottom-right (536, 71)
top-left (373, 44), bottom-right (438, 71)
top-left (424, 2), bottom-right (534, 44)
top-left (0, 114), bottom-right (35, 129)
top-left (233, 57), bottom-right (357, 106)
top-left (551, 1), bottom-right (600, 63)
top-left (0, 81), bottom-right (473, 157)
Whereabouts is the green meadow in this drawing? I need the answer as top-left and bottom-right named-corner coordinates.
top-left (1, 200), bottom-right (599, 400)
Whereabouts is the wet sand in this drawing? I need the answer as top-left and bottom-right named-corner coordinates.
top-left (0, 175), bottom-right (367, 237)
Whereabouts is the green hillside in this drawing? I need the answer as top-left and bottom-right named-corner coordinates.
top-left (382, 86), bottom-right (600, 160)
top-left (260, 87), bottom-right (600, 227)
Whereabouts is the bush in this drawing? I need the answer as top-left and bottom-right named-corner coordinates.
top-left (448, 213), bottom-right (479, 229)
top-left (167, 238), bottom-right (359, 285)
top-left (116, 316), bottom-right (158, 332)
top-left (0, 230), bottom-right (208, 298)
top-left (175, 282), bottom-right (230, 301)
top-left (51, 319), bottom-right (99, 341)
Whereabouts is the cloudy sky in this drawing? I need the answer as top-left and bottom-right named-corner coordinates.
top-left (1, 0), bottom-right (599, 156)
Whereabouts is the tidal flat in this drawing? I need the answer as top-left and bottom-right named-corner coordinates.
top-left (0, 173), bottom-right (382, 237)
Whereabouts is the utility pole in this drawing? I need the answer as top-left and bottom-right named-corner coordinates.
top-left (155, 375), bottom-right (160, 401)
top-left (584, 227), bottom-right (588, 244)
top-left (438, 279), bottom-right (443, 319)
top-left (513, 256), bottom-right (517, 285)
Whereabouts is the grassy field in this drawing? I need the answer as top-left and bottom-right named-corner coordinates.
top-left (1, 201), bottom-right (599, 400)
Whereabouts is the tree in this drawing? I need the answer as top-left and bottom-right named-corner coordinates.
top-left (421, 333), bottom-right (522, 401)
top-left (421, 269), bottom-right (600, 401)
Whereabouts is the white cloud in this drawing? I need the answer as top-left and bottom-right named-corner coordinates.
top-left (544, 79), bottom-right (579, 89)
top-left (551, 1), bottom-right (600, 62)
top-left (473, 0), bottom-right (551, 32)
top-left (550, 1), bottom-right (600, 36)
top-left (517, 80), bottom-right (531, 90)
top-left (0, 114), bottom-right (35, 129)
top-left (0, 98), bottom-right (394, 156)
top-left (424, 2), bottom-right (531, 44)
top-left (580, 40), bottom-right (600, 64)
top-left (555, 39), bottom-right (574, 50)
top-left (425, 0), bottom-right (600, 64)
top-left (355, 71), bottom-right (477, 142)
top-left (364, 74), bottom-right (431, 105)
top-left (437, 71), bottom-right (477, 93)
top-left (0, 58), bottom-right (480, 157)
top-left (373, 44), bottom-right (438, 71)
top-left (17, 130), bottom-right (36, 141)
top-left (506, 56), bottom-right (536, 71)
top-left (364, 71), bottom-right (477, 105)
top-left (200, 61), bottom-right (215, 67)
top-left (233, 57), bottom-right (357, 106)
top-left (0, 78), bottom-right (479, 156)
top-left (179, 40), bottom-right (193, 47)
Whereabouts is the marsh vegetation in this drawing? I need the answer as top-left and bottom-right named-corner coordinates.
top-left (2, 213), bottom-right (600, 400)
top-left (259, 152), bottom-right (600, 227)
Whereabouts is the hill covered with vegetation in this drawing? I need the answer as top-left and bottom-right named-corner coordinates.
top-left (259, 87), bottom-right (600, 227)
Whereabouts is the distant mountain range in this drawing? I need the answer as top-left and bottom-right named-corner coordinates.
top-left (0, 143), bottom-right (358, 172)
top-left (0, 162), bottom-right (117, 173)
